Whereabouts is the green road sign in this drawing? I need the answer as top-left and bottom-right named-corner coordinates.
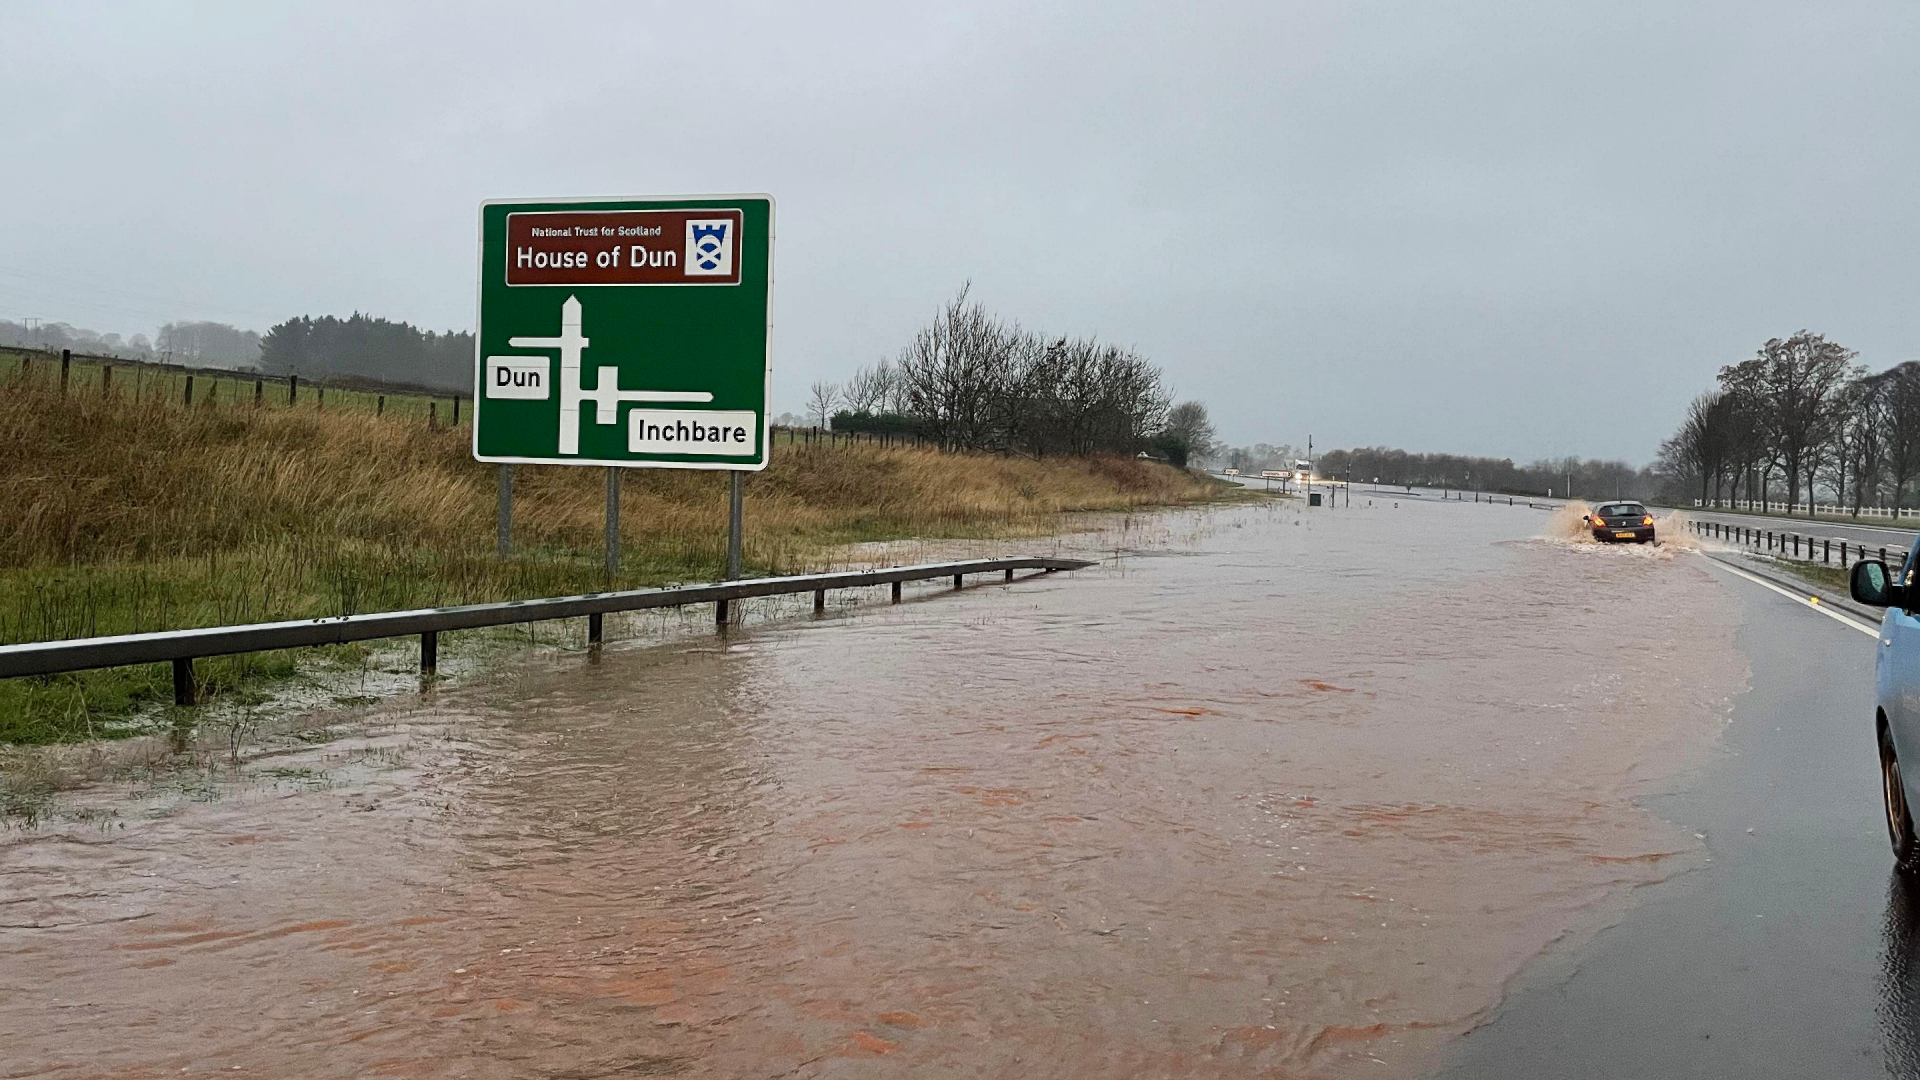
top-left (471, 194), bottom-right (773, 471)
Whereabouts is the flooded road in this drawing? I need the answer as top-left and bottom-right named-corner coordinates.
top-left (3, 498), bottom-right (1748, 1077)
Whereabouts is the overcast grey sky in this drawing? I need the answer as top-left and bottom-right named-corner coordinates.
top-left (4, 1), bottom-right (1917, 461)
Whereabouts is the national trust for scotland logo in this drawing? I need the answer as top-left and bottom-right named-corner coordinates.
top-left (685, 219), bottom-right (733, 277)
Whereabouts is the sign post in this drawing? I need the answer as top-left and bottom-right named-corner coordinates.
top-left (473, 195), bottom-right (774, 577)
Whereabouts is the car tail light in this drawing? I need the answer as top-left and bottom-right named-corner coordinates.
top-left (1642, 515), bottom-right (1654, 526)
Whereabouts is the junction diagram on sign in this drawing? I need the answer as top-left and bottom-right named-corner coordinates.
top-left (483, 295), bottom-right (721, 456)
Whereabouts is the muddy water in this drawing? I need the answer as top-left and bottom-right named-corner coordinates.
top-left (1, 498), bottom-right (1745, 1078)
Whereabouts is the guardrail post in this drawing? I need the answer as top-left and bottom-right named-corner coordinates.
top-left (1882, 547), bottom-right (1890, 565)
top-left (1005, 568), bottom-right (1014, 581)
top-left (60, 349), bottom-right (70, 394)
top-left (891, 581), bottom-right (902, 603)
top-left (716, 598), bottom-right (730, 626)
top-left (172, 658), bottom-right (196, 707)
top-left (1824, 538), bottom-right (1830, 564)
top-left (588, 613), bottom-right (603, 647)
top-left (954, 574), bottom-right (963, 589)
top-left (420, 631), bottom-right (438, 676)
top-left (813, 588), bottom-right (825, 612)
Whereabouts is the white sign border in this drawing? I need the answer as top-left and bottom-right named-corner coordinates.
top-left (470, 193), bottom-right (775, 473)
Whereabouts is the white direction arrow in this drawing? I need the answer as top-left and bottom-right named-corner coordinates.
top-left (488, 294), bottom-right (712, 455)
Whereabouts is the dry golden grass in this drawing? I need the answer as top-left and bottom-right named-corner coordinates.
top-left (1, 376), bottom-right (1215, 567)
top-left (0, 375), bottom-right (1224, 742)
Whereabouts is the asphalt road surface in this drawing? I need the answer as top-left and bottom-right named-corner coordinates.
top-left (1435, 557), bottom-right (1914, 1078)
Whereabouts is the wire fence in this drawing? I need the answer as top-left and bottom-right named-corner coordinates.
top-left (0, 346), bottom-right (466, 426)
top-left (1, 347), bottom-right (986, 451)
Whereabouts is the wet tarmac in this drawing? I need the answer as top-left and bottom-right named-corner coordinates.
top-left (3, 498), bottom-right (1759, 1077)
top-left (1434, 554), bottom-right (1904, 1078)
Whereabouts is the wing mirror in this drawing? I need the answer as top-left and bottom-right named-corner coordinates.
top-left (1851, 559), bottom-right (1906, 608)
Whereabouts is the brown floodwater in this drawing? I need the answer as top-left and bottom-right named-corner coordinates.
top-left (1, 497), bottom-right (1745, 1078)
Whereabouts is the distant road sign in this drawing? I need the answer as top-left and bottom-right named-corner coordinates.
top-left (472, 195), bottom-right (774, 471)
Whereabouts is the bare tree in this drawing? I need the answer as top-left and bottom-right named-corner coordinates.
top-left (808, 380), bottom-right (840, 428)
top-left (1750, 332), bottom-right (1860, 513)
top-left (1659, 392), bottom-right (1718, 505)
top-left (1879, 362), bottom-right (1920, 510)
top-left (897, 285), bottom-right (1020, 451)
top-left (1162, 401), bottom-right (1218, 462)
top-left (842, 361), bottom-right (897, 414)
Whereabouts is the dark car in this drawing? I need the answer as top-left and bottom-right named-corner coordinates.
top-left (1585, 502), bottom-right (1655, 544)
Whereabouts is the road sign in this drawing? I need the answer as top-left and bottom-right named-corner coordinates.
top-left (471, 194), bottom-right (774, 471)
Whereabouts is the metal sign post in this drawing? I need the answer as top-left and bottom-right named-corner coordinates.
top-left (727, 471), bottom-right (744, 580)
top-left (472, 194), bottom-right (775, 577)
top-left (605, 466), bottom-right (621, 574)
top-left (496, 464), bottom-right (513, 557)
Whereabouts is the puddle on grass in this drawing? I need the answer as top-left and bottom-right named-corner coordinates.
top-left (1, 497), bottom-right (1746, 1078)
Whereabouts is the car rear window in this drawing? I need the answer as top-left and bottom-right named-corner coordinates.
top-left (1597, 504), bottom-right (1644, 516)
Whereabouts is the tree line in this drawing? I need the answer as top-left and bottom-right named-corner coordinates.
top-left (808, 287), bottom-right (1216, 465)
top-left (257, 314), bottom-right (473, 393)
top-left (1311, 446), bottom-right (1655, 500)
top-left (1, 318), bottom-right (260, 367)
top-left (1658, 330), bottom-right (1920, 513)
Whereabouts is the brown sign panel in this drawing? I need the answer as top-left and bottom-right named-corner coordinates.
top-left (504, 209), bottom-right (743, 286)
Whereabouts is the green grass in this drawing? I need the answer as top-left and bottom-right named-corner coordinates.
top-left (1766, 559), bottom-right (1851, 595)
top-left (0, 541), bottom-right (734, 744)
top-left (0, 348), bottom-right (460, 425)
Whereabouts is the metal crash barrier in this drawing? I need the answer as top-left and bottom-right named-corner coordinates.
top-left (0, 557), bottom-right (1096, 705)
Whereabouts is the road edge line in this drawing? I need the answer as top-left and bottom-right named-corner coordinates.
top-left (1696, 553), bottom-right (1879, 638)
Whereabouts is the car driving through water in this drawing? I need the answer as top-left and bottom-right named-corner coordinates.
top-left (1851, 547), bottom-right (1920, 872)
top-left (1583, 501), bottom-right (1656, 544)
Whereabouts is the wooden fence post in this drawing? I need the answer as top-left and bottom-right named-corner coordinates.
top-left (184, 374), bottom-right (194, 406)
top-left (60, 349), bottom-right (70, 394)
top-left (101, 366), bottom-right (112, 397)
top-left (289, 375), bottom-right (299, 405)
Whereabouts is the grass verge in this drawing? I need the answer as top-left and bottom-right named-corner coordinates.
top-left (1, 375), bottom-right (1231, 743)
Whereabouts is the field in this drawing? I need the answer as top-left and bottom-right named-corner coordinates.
top-left (0, 364), bottom-right (1228, 743)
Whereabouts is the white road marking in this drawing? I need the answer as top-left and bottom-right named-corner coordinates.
top-left (1698, 554), bottom-right (1879, 638)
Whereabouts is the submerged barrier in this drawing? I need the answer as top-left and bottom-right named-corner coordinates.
top-left (0, 557), bottom-right (1096, 706)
